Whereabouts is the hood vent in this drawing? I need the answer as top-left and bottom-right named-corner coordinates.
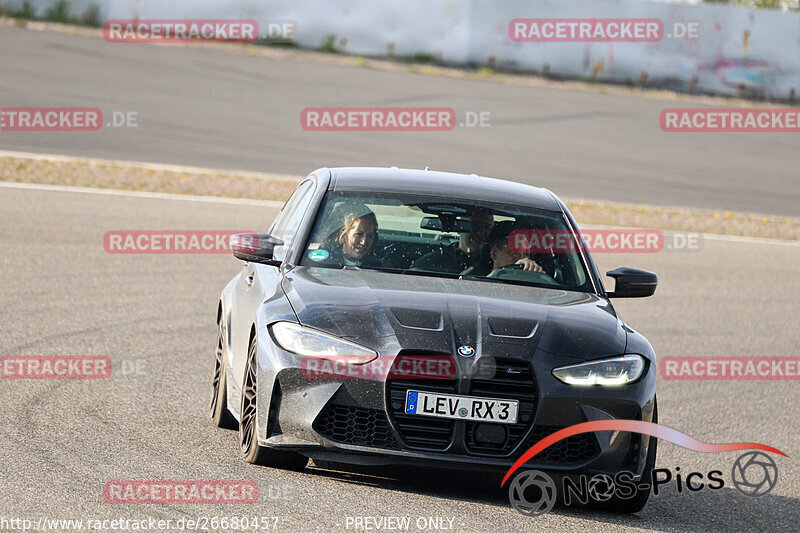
top-left (391, 308), bottom-right (444, 331)
top-left (488, 318), bottom-right (538, 339)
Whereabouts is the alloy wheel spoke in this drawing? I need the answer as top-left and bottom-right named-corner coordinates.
top-left (240, 340), bottom-right (258, 454)
top-left (211, 322), bottom-right (224, 413)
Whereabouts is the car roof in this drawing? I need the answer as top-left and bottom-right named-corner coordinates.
top-left (325, 167), bottom-right (561, 211)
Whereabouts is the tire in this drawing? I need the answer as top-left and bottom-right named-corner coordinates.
top-left (239, 333), bottom-right (308, 471)
top-left (211, 316), bottom-right (237, 429)
top-left (595, 397), bottom-right (658, 514)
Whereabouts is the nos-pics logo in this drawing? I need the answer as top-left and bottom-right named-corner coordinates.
top-left (502, 420), bottom-right (784, 516)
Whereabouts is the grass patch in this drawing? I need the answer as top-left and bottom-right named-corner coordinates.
top-left (0, 157), bottom-right (300, 202)
top-left (320, 34), bottom-right (338, 53)
top-left (254, 36), bottom-right (298, 48)
top-left (403, 52), bottom-right (437, 64)
top-left (472, 66), bottom-right (496, 80)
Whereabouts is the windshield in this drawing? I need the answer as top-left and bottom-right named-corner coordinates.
top-left (298, 191), bottom-right (593, 291)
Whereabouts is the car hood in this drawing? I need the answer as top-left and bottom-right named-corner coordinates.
top-left (282, 267), bottom-right (626, 360)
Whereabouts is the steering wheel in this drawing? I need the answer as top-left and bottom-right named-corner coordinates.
top-left (488, 263), bottom-right (559, 286)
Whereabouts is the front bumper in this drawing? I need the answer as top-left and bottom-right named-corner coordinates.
top-left (255, 329), bottom-right (657, 476)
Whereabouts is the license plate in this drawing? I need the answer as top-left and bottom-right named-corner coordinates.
top-left (404, 390), bottom-right (518, 424)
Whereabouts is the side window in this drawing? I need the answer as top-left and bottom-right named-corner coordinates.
top-left (268, 183), bottom-right (304, 235)
top-left (271, 180), bottom-right (315, 261)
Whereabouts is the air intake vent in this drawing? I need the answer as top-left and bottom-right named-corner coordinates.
top-left (523, 425), bottom-right (600, 465)
top-left (313, 404), bottom-right (398, 449)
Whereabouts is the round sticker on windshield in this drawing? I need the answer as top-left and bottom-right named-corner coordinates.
top-left (308, 250), bottom-right (329, 261)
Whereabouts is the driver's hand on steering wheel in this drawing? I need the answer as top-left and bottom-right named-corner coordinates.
top-left (515, 257), bottom-right (545, 273)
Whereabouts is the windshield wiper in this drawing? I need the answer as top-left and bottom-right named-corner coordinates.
top-left (459, 275), bottom-right (506, 284)
top-left (459, 274), bottom-right (568, 290)
top-left (342, 265), bottom-right (460, 279)
top-left (349, 266), bottom-right (461, 279)
top-left (401, 269), bottom-right (460, 279)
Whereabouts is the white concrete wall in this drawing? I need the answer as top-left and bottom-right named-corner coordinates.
top-left (13, 0), bottom-right (800, 99)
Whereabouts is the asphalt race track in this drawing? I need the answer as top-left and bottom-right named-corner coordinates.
top-left (1, 23), bottom-right (799, 216)
top-left (0, 185), bottom-right (797, 532)
top-left (1, 20), bottom-right (799, 533)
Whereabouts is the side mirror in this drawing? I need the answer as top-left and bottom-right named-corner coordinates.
top-left (606, 267), bottom-right (657, 298)
top-left (230, 233), bottom-right (284, 266)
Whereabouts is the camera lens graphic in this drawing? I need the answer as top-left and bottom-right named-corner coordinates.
top-left (587, 474), bottom-right (616, 502)
top-left (731, 451), bottom-right (778, 497)
top-left (508, 470), bottom-right (557, 516)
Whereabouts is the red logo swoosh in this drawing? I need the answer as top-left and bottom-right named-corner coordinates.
top-left (502, 420), bottom-right (786, 486)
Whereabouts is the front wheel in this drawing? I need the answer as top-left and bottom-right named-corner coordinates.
top-left (211, 316), bottom-right (237, 429)
top-left (239, 334), bottom-right (308, 470)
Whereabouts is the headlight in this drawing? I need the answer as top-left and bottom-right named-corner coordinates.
top-left (269, 321), bottom-right (378, 362)
top-left (552, 354), bottom-right (645, 386)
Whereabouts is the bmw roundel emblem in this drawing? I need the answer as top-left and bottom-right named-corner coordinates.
top-left (457, 345), bottom-right (475, 357)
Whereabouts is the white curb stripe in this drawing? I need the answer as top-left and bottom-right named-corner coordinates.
top-left (0, 150), bottom-right (303, 181)
top-left (0, 181), bottom-right (285, 207)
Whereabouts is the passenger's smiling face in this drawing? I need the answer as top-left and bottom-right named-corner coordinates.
top-left (341, 218), bottom-right (376, 261)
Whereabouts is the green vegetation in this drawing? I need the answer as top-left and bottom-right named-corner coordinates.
top-left (254, 36), bottom-right (298, 48)
top-left (0, 0), bottom-right (36, 19)
top-left (403, 52), bottom-right (437, 64)
top-left (0, 1), bottom-right (102, 28)
top-left (43, 0), bottom-right (70, 23)
top-left (320, 34), bottom-right (337, 53)
top-left (77, 3), bottom-right (100, 27)
top-left (706, 0), bottom-right (799, 10)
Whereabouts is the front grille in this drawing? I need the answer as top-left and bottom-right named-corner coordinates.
top-left (313, 404), bottom-right (398, 449)
top-left (318, 354), bottom-right (598, 465)
top-left (387, 355), bottom-right (538, 454)
top-left (464, 358), bottom-right (537, 455)
top-left (523, 425), bottom-right (600, 465)
top-left (388, 378), bottom-right (457, 450)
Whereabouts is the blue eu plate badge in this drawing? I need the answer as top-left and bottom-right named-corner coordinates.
top-left (405, 391), bottom-right (418, 414)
